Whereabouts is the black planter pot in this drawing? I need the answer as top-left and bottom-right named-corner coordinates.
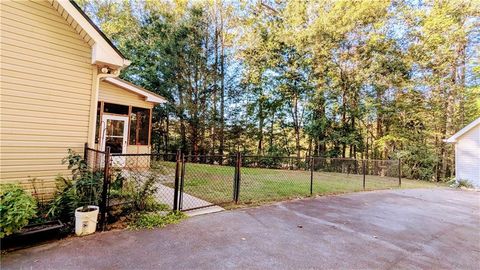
top-left (1, 220), bottom-right (65, 251)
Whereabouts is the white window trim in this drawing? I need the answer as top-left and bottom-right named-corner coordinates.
top-left (100, 115), bottom-right (129, 154)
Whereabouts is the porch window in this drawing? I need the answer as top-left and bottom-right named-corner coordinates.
top-left (104, 102), bottom-right (129, 115)
top-left (129, 107), bottom-right (150, 145)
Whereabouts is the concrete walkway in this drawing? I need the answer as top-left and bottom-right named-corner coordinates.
top-left (120, 169), bottom-right (224, 216)
top-left (3, 188), bottom-right (479, 269)
top-left (155, 184), bottom-right (224, 216)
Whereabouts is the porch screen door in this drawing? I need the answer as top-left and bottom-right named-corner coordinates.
top-left (101, 115), bottom-right (129, 166)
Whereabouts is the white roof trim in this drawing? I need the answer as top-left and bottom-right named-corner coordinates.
top-left (104, 77), bottom-right (167, 104)
top-left (445, 117), bottom-right (480, 143)
top-left (55, 0), bottom-right (130, 68)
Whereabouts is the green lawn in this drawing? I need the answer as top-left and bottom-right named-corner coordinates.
top-left (157, 161), bottom-right (442, 209)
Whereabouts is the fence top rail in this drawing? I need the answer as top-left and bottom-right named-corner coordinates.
top-left (86, 147), bottom-right (106, 154)
top-left (361, 159), bottom-right (400, 163)
top-left (110, 152), bottom-right (177, 157)
top-left (242, 155), bottom-right (304, 159)
top-left (183, 154), bottom-right (236, 158)
top-left (312, 157), bottom-right (399, 162)
top-left (243, 155), bottom-right (399, 163)
top-left (107, 151), bottom-right (399, 163)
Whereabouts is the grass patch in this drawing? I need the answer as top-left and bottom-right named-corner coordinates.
top-left (128, 211), bottom-right (187, 230)
top-left (157, 162), bottom-right (442, 209)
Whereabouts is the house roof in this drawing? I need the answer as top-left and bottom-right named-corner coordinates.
top-left (51, 0), bottom-right (130, 68)
top-left (103, 77), bottom-right (168, 104)
top-left (69, 0), bottom-right (126, 59)
top-left (53, 1), bottom-right (167, 105)
top-left (445, 117), bottom-right (480, 143)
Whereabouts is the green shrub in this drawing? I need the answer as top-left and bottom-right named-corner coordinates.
top-left (128, 211), bottom-right (186, 230)
top-left (449, 179), bottom-right (474, 189)
top-left (0, 184), bottom-right (37, 238)
top-left (47, 150), bottom-right (103, 222)
top-left (118, 175), bottom-right (168, 213)
top-left (397, 147), bottom-right (437, 181)
top-left (28, 178), bottom-right (52, 224)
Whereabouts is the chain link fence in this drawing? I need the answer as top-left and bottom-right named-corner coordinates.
top-left (86, 145), bottom-right (404, 229)
top-left (105, 153), bottom-right (178, 228)
top-left (84, 146), bottom-right (105, 172)
top-left (239, 156), bottom-right (311, 204)
top-left (176, 155), bottom-right (401, 209)
top-left (179, 155), bottom-right (237, 211)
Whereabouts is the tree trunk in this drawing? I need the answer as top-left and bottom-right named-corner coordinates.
top-left (341, 78), bottom-right (347, 158)
top-left (211, 6), bottom-right (219, 156)
top-left (292, 94), bottom-right (301, 159)
top-left (257, 101), bottom-right (264, 155)
top-left (178, 83), bottom-right (187, 153)
top-left (165, 113), bottom-right (170, 153)
top-left (375, 88), bottom-right (384, 159)
top-left (269, 113), bottom-right (275, 150)
top-left (308, 137), bottom-right (312, 158)
top-left (218, 2), bottom-right (225, 157)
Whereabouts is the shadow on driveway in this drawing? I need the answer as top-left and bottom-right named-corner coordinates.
top-left (2, 188), bottom-right (479, 269)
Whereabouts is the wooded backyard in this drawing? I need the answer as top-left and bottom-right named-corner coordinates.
top-left (79, 0), bottom-right (480, 183)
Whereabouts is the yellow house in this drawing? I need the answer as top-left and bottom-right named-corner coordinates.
top-left (0, 0), bottom-right (167, 195)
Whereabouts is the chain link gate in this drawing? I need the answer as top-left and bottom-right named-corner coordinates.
top-left (173, 153), bottom-right (240, 211)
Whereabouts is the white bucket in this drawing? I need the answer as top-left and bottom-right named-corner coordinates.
top-left (75, 206), bottom-right (99, 236)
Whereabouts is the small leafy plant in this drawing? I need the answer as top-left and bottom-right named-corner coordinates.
top-left (128, 211), bottom-right (186, 230)
top-left (133, 175), bottom-right (160, 211)
top-left (48, 150), bottom-right (103, 222)
top-left (28, 178), bottom-right (52, 224)
top-left (117, 175), bottom-right (166, 213)
top-left (449, 178), bottom-right (474, 189)
top-left (0, 184), bottom-right (37, 238)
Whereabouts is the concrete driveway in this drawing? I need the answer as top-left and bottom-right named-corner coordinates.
top-left (2, 188), bottom-right (479, 269)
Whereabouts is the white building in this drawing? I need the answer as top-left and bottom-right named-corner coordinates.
top-left (446, 117), bottom-right (480, 188)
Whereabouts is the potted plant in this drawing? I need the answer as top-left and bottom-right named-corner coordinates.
top-left (74, 205), bottom-right (99, 236)
top-left (48, 150), bottom-right (104, 236)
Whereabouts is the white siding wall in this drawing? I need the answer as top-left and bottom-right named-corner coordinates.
top-left (455, 124), bottom-right (480, 187)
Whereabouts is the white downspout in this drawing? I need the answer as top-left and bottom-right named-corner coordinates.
top-left (87, 67), bottom-right (123, 149)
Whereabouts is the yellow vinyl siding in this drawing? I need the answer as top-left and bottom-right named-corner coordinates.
top-left (1, 3), bottom-right (91, 48)
top-left (1, 89), bottom-right (91, 109)
top-left (0, 0), bottom-right (94, 195)
top-left (99, 80), bottom-right (154, 109)
top-left (2, 69), bottom-right (91, 90)
top-left (1, 101), bottom-right (90, 116)
top-left (1, 78), bottom-right (92, 98)
top-left (2, 55), bottom-right (92, 78)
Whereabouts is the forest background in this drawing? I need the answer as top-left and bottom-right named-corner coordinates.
top-left (79, 0), bottom-right (480, 181)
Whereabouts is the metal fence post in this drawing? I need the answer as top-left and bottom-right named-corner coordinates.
top-left (83, 142), bottom-right (88, 163)
top-left (398, 159), bottom-right (402, 187)
top-left (362, 159), bottom-right (366, 191)
top-left (173, 150), bottom-right (181, 211)
top-left (99, 147), bottom-right (110, 231)
top-left (234, 152), bottom-right (242, 204)
top-left (310, 157), bottom-right (314, 196)
top-left (233, 154), bottom-right (238, 202)
top-left (178, 153), bottom-right (185, 211)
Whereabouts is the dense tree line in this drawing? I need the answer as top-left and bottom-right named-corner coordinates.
top-left (80, 0), bottom-right (479, 181)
